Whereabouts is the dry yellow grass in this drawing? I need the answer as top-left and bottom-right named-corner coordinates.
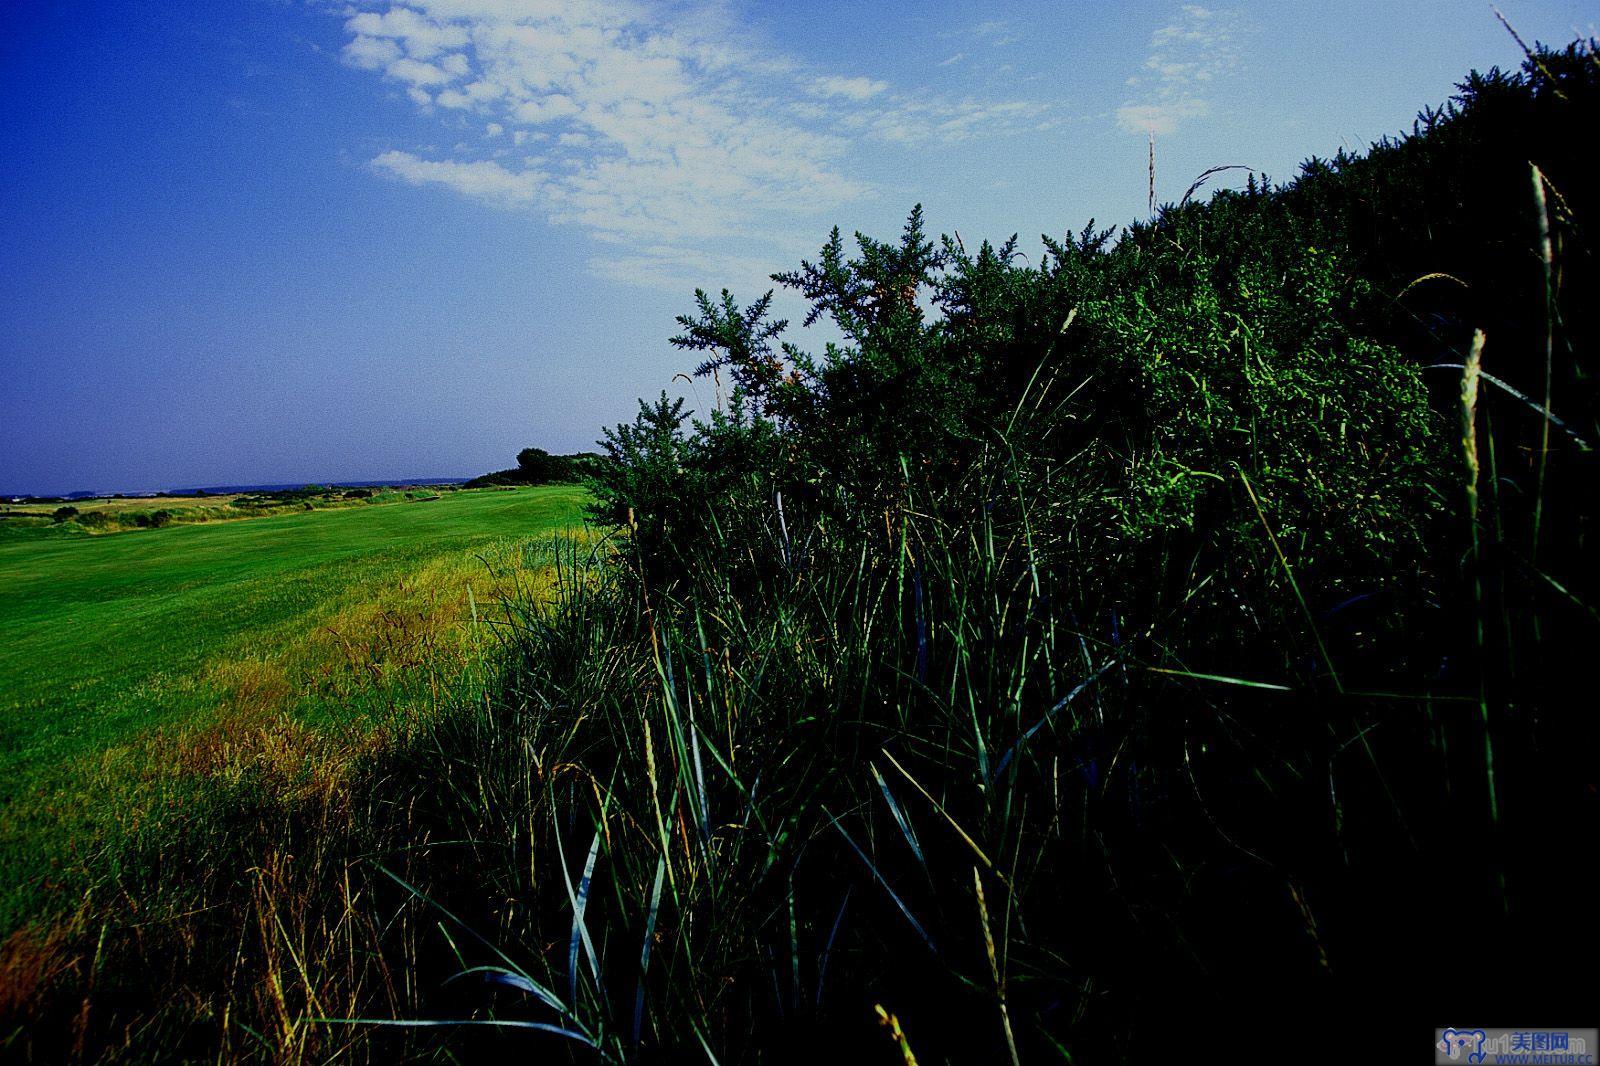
top-left (0, 494), bottom-right (246, 515)
top-left (144, 536), bottom-right (575, 807)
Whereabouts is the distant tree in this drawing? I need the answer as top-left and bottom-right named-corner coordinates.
top-left (465, 448), bottom-right (599, 488)
top-left (52, 506), bottom-right (78, 522)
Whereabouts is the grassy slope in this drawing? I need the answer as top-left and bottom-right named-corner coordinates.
top-left (0, 484), bottom-right (587, 928)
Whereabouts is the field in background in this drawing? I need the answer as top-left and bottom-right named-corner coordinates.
top-left (0, 493), bottom-right (255, 516)
top-left (0, 484), bottom-right (588, 930)
top-left (0, 484), bottom-right (463, 539)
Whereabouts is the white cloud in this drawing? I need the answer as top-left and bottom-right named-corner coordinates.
top-left (343, 34), bottom-right (403, 70)
top-left (511, 94), bottom-right (581, 125)
top-left (1117, 4), bottom-right (1244, 135)
top-left (385, 56), bottom-right (452, 86)
top-left (869, 98), bottom-right (1048, 146)
top-left (338, 1), bottom-right (1045, 287)
top-left (1115, 99), bottom-right (1208, 136)
top-left (588, 243), bottom-right (792, 293)
top-left (810, 75), bottom-right (888, 101)
top-left (346, 7), bottom-right (469, 59)
top-left (373, 150), bottom-right (544, 206)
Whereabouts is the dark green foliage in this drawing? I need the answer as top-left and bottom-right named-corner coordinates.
top-left (594, 214), bottom-right (1447, 658)
top-left (50, 506), bottom-right (76, 522)
top-left (465, 448), bottom-right (599, 488)
top-left (589, 392), bottom-right (692, 533)
top-left (277, 484), bottom-right (331, 500)
top-left (230, 485), bottom-right (335, 510)
top-left (565, 40), bottom-right (1597, 1059)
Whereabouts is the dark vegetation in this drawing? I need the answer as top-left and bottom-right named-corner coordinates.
top-left (229, 485), bottom-right (353, 510)
top-left (466, 447), bottom-right (601, 488)
top-left (4, 41), bottom-right (1597, 1064)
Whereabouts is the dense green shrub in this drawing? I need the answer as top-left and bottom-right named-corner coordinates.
top-left (466, 448), bottom-right (600, 488)
top-left (594, 207), bottom-right (1448, 673)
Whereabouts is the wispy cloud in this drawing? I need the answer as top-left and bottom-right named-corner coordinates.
top-left (1117, 4), bottom-right (1243, 135)
top-left (810, 74), bottom-right (888, 100)
top-left (336, 1), bottom-right (1045, 289)
top-left (970, 19), bottom-right (1020, 47)
top-left (374, 149), bottom-right (545, 205)
top-left (864, 98), bottom-right (1048, 146)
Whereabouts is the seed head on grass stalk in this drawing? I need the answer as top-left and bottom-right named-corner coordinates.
top-left (1460, 329), bottom-right (1501, 846)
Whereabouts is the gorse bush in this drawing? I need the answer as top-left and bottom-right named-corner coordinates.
top-left (596, 212), bottom-right (1448, 678)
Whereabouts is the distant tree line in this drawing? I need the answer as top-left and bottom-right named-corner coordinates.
top-left (465, 447), bottom-right (600, 488)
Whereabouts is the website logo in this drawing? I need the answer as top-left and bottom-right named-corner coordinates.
top-left (1440, 1030), bottom-right (1488, 1063)
top-left (1435, 1028), bottom-right (1597, 1065)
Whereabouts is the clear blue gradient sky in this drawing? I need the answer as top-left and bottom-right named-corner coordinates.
top-left (1, 0), bottom-right (1593, 494)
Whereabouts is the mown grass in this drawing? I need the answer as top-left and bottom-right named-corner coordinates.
top-left (0, 485), bottom-right (588, 933)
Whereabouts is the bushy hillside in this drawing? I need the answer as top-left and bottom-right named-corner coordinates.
top-left (544, 39), bottom-right (1600, 1058)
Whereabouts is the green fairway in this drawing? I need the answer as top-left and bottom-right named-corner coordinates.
top-left (0, 484), bottom-right (587, 928)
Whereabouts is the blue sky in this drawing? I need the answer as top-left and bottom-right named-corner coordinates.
top-left (1, 0), bottom-right (1593, 494)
